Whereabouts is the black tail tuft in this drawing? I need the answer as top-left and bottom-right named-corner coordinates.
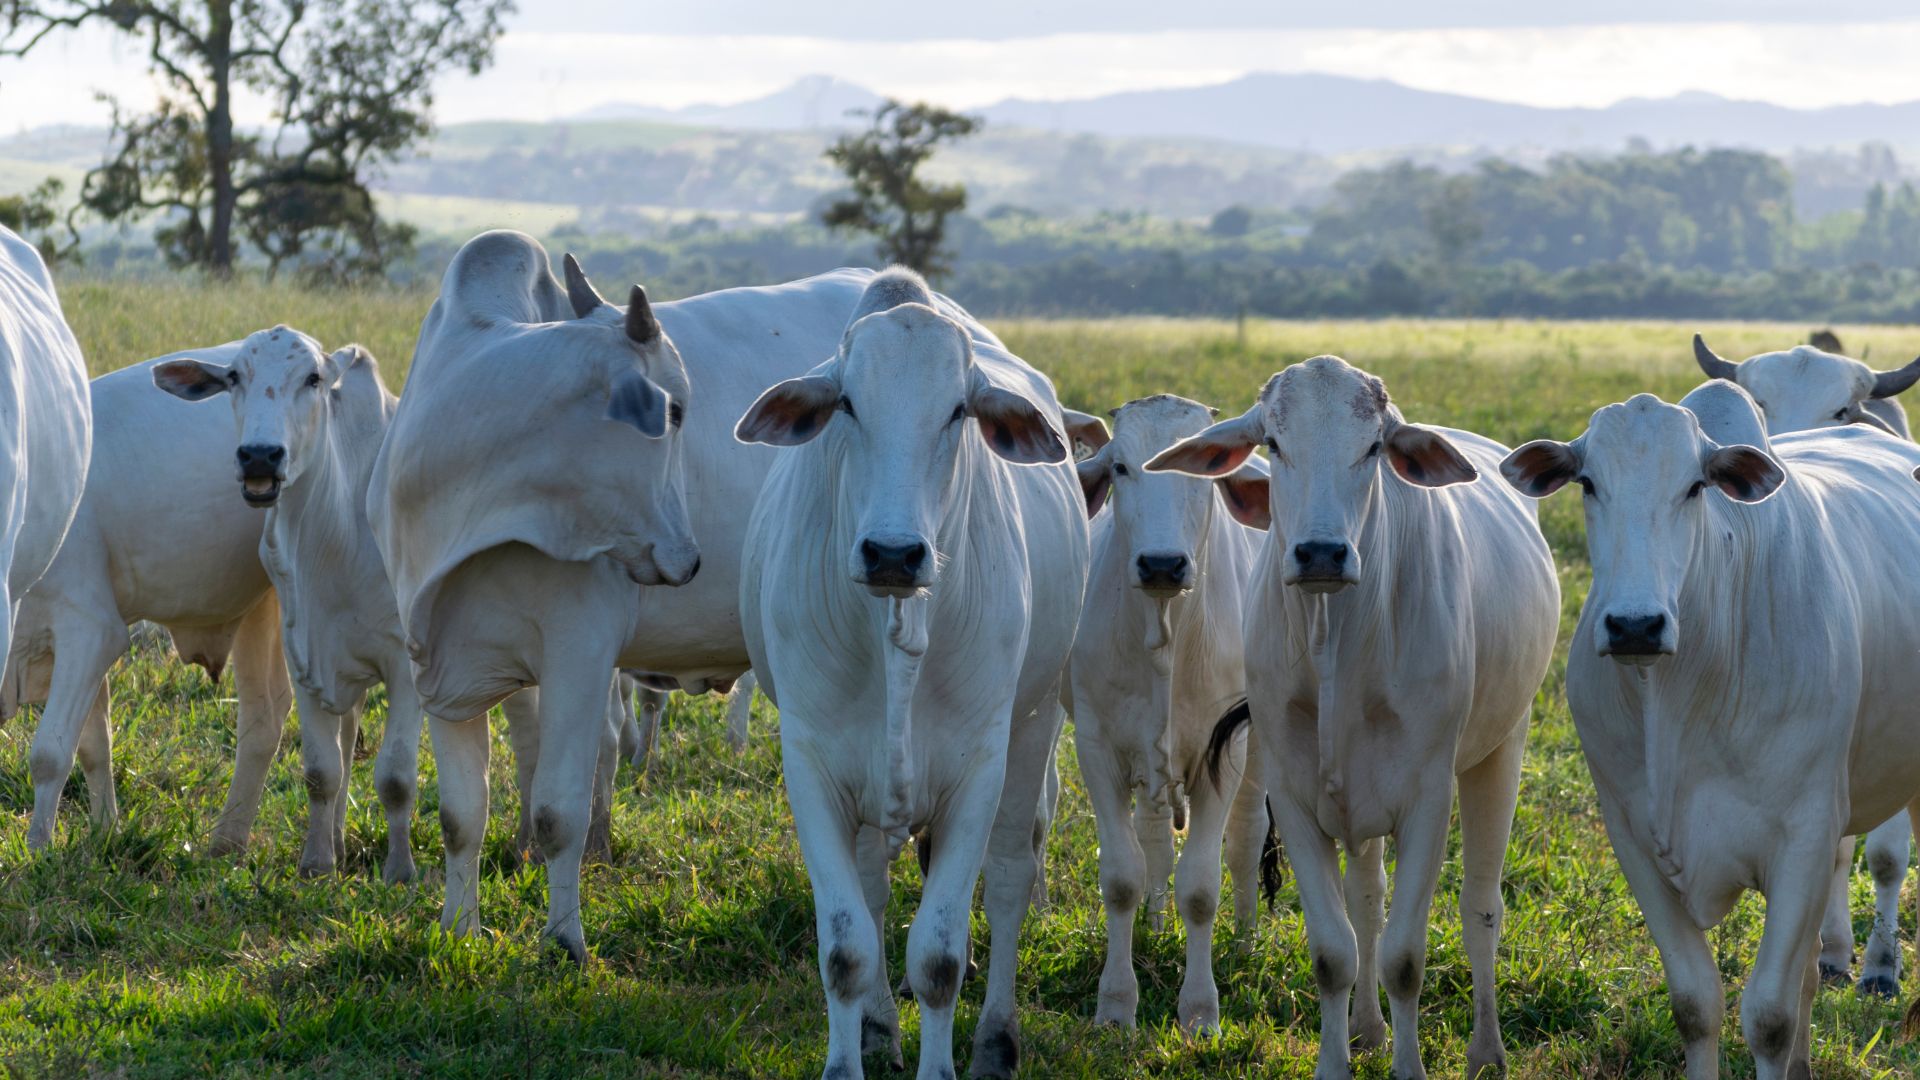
top-left (1260, 795), bottom-right (1283, 911)
top-left (1204, 699), bottom-right (1252, 791)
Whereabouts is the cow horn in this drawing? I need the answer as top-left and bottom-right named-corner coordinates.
top-left (1870, 356), bottom-right (1920, 399)
top-left (626, 285), bottom-right (660, 344)
top-left (1693, 334), bottom-right (1739, 382)
top-left (562, 253), bottom-right (606, 318)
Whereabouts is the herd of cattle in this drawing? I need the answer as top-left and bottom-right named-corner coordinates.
top-left (5, 222), bottom-right (1920, 1079)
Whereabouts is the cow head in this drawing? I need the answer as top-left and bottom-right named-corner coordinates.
top-left (1078, 394), bottom-right (1267, 597)
top-left (1694, 334), bottom-right (1920, 436)
top-left (735, 268), bottom-right (1064, 598)
top-left (556, 254), bottom-right (699, 586)
top-left (1500, 393), bottom-right (1785, 665)
top-left (1146, 356), bottom-right (1474, 594)
top-left (153, 327), bottom-right (357, 507)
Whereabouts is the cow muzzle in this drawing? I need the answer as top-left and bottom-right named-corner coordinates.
top-left (1600, 610), bottom-right (1673, 666)
top-left (1133, 551), bottom-right (1192, 596)
top-left (1286, 540), bottom-right (1358, 594)
top-left (236, 443), bottom-right (287, 506)
top-left (855, 534), bottom-right (931, 598)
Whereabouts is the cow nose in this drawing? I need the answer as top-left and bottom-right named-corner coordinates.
top-left (1603, 612), bottom-right (1669, 655)
top-left (1135, 553), bottom-right (1191, 591)
top-left (1293, 541), bottom-right (1349, 573)
top-left (236, 443), bottom-right (286, 478)
top-left (860, 538), bottom-right (928, 587)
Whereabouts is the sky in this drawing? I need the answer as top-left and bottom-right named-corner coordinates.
top-left (3, 2), bottom-right (1920, 132)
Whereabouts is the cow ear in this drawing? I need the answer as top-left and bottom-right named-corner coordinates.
top-left (1704, 444), bottom-right (1786, 503)
top-left (153, 358), bottom-right (233, 402)
top-left (1076, 451), bottom-right (1112, 517)
top-left (1145, 411), bottom-right (1259, 477)
top-left (969, 382), bottom-right (1068, 465)
top-left (607, 368), bottom-right (671, 437)
top-left (1215, 463), bottom-right (1271, 530)
top-left (1500, 440), bottom-right (1579, 498)
top-left (1385, 423), bottom-right (1478, 488)
top-left (736, 375), bottom-right (840, 447)
top-left (1060, 408), bottom-right (1111, 456)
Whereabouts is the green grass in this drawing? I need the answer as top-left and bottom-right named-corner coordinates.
top-left (6, 291), bottom-right (1920, 1077)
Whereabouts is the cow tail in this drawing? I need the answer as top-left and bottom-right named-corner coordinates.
top-left (1260, 795), bottom-right (1283, 911)
top-left (1205, 698), bottom-right (1251, 791)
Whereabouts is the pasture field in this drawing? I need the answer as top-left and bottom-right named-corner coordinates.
top-left (5, 281), bottom-right (1920, 1078)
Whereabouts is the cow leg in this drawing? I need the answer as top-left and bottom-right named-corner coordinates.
top-left (529, 651), bottom-right (620, 964)
top-left (373, 671), bottom-right (426, 885)
top-left (1031, 739), bottom-right (1061, 912)
top-left (335, 702), bottom-right (364, 863)
top-left (584, 674), bottom-right (620, 864)
top-left (612, 677), bottom-right (642, 764)
top-left (1789, 937), bottom-right (1819, 1080)
top-left (1344, 837), bottom-right (1388, 1053)
top-left (632, 688), bottom-right (665, 772)
top-left (1076, 728), bottom-right (1147, 1027)
top-left (972, 703), bottom-right (1063, 1078)
top-left (291, 682), bottom-right (351, 877)
top-left (1819, 836), bottom-right (1857, 984)
top-left (907, 757), bottom-right (1000, 1080)
top-left (1223, 749), bottom-right (1269, 938)
top-left (725, 670), bottom-right (758, 752)
top-left (1857, 812), bottom-right (1909, 997)
top-left (429, 712), bottom-right (489, 936)
top-left (856, 823), bottom-right (904, 1070)
top-left (1270, 787), bottom-right (1359, 1080)
top-left (1174, 754), bottom-right (1234, 1034)
top-left (28, 616), bottom-right (125, 849)
top-left (1378, 778), bottom-right (1454, 1080)
top-left (1456, 725), bottom-right (1527, 1079)
top-left (502, 688), bottom-right (541, 866)
top-left (1744, 840), bottom-right (1834, 1080)
top-left (1134, 794), bottom-right (1176, 932)
top-left (212, 597), bottom-right (291, 855)
top-left (784, 740), bottom-right (877, 1080)
top-left (73, 679), bottom-right (116, 830)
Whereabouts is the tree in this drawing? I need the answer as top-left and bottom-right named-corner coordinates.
top-left (0, 175), bottom-right (72, 262)
top-left (1, 0), bottom-right (512, 281)
top-left (820, 100), bottom-right (979, 279)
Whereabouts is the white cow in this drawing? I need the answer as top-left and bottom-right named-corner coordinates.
top-left (151, 330), bottom-right (432, 884)
top-left (0, 225), bottom-right (90, 711)
top-left (1694, 334), bottom-right (1920, 995)
top-left (1151, 357), bottom-right (1559, 1080)
top-left (371, 231), bottom-right (700, 959)
top-left (8, 349), bottom-right (285, 852)
top-left (1068, 393), bottom-right (1273, 1033)
top-left (1501, 386), bottom-right (1920, 1079)
top-left (737, 268), bottom-right (1087, 1080)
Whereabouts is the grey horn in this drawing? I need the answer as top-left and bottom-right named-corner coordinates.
top-left (1693, 334), bottom-right (1739, 382)
top-left (562, 253), bottom-right (607, 318)
top-left (626, 285), bottom-right (660, 344)
top-left (1870, 356), bottom-right (1920, 399)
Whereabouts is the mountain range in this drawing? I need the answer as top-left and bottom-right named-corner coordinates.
top-left (583, 73), bottom-right (1920, 156)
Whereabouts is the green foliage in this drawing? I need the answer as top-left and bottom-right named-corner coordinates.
top-left (0, 174), bottom-right (69, 262)
top-left (0, 0), bottom-right (511, 282)
top-left (821, 100), bottom-right (981, 279)
top-left (4, 285), bottom-right (1920, 1077)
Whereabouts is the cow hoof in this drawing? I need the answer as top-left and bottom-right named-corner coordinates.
top-left (383, 854), bottom-right (417, 886)
top-left (1350, 1011), bottom-right (1387, 1051)
top-left (1177, 999), bottom-right (1220, 1037)
top-left (297, 855), bottom-right (335, 878)
top-left (1819, 961), bottom-right (1852, 986)
top-left (545, 931), bottom-right (589, 967)
top-left (1466, 1042), bottom-right (1507, 1079)
top-left (205, 832), bottom-right (248, 859)
top-left (861, 1014), bottom-right (903, 1070)
top-left (969, 1014), bottom-right (1019, 1078)
top-left (1857, 974), bottom-right (1899, 999)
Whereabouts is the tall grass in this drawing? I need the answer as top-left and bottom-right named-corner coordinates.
top-left (3, 282), bottom-right (1917, 1077)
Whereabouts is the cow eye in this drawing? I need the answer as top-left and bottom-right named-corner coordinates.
top-left (1265, 437), bottom-right (1279, 453)
top-left (227, 370), bottom-right (241, 386)
top-left (668, 402), bottom-right (685, 429)
top-left (1366, 440), bottom-right (1382, 458)
top-left (1835, 408), bottom-right (1851, 422)
top-left (1576, 476), bottom-right (1596, 497)
top-left (1113, 463), bottom-right (1129, 477)
top-left (1686, 480), bottom-right (1705, 499)
top-left (949, 403), bottom-right (965, 424)
top-left (838, 395), bottom-right (856, 419)
top-left (305, 373), bottom-right (322, 389)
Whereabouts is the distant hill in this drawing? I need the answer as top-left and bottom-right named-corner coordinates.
top-left (574, 72), bottom-right (1920, 158)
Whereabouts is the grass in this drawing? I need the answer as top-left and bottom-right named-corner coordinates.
top-left (6, 285), bottom-right (1920, 1077)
